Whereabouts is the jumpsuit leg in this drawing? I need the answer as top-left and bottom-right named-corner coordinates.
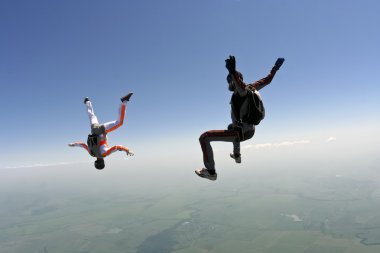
top-left (103, 102), bottom-right (127, 133)
top-left (228, 124), bottom-right (241, 155)
top-left (85, 101), bottom-right (99, 126)
top-left (228, 124), bottom-right (255, 156)
top-left (232, 130), bottom-right (255, 155)
top-left (233, 141), bottom-right (240, 156)
top-left (199, 130), bottom-right (240, 173)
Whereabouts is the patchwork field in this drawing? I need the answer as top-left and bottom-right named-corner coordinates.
top-left (1, 162), bottom-right (380, 253)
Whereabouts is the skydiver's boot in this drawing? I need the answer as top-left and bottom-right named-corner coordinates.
top-left (195, 168), bottom-right (217, 181)
top-left (121, 92), bottom-right (133, 103)
top-left (84, 97), bottom-right (90, 104)
top-left (230, 153), bottom-right (241, 164)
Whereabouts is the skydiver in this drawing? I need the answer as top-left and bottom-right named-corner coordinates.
top-left (195, 56), bottom-right (285, 180)
top-left (68, 93), bottom-right (134, 170)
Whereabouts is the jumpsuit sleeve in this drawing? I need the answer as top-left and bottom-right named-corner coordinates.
top-left (69, 142), bottom-right (91, 155)
top-left (248, 67), bottom-right (278, 91)
top-left (101, 145), bottom-right (130, 157)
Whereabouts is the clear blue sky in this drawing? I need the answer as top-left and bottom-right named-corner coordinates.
top-left (1, 0), bottom-right (379, 168)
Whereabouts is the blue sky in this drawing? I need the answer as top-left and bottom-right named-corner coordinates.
top-left (1, 0), bottom-right (379, 168)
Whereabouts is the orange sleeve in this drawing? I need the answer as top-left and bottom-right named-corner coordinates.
top-left (71, 142), bottom-right (91, 155)
top-left (102, 145), bottom-right (130, 157)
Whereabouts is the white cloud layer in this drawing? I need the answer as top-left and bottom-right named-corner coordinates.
top-left (243, 140), bottom-right (310, 150)
top-left (327, 137), bottom-right (337, 142)
top-left (2, 161), bottom-right (88, 169)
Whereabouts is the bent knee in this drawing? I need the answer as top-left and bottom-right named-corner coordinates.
top-left (242, 130), bottom-right (255, 142)
top-left (199, 132), bottom-right (209, 142)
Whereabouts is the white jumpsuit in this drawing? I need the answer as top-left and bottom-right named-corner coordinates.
top-left (70, 100), bottom-right (130, 157)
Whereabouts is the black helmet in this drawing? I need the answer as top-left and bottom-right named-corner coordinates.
top-left (94, 158), bottom-right (105, 170)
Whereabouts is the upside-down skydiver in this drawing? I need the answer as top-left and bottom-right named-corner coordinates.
top-left (69, 93), bottom-right (134, 170)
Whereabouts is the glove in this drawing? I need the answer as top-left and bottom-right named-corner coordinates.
top-left (273, 58), bottom-right (285, 70)
top-left (225, 55), bottom-right (236, 73)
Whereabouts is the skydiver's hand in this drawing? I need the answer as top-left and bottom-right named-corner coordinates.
top-left (273, 58), bottom-right (285, 70)
top-left (127, 151), bottom-right (134, 156)
top-left (225, 55), bottom-right (236, 73)
top-left (68, 143), bottom-right (75, 147)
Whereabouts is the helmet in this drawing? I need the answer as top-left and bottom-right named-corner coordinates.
top-left (94, 159), bottom-right (105, 170)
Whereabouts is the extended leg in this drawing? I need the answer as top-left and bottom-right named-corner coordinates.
top-left (103, 102), bottom-right (127, 133)
top-left (85, 100), bottom-right (99, 127)
top-left (199, 130), bottom-right (240, 173)
top-left (102, 92), bottom-right (133, 133)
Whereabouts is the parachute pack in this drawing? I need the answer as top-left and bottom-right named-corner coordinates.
top-left (87, 134), bottom-right (102, 158)
top-left (245, 89), bottom-right (265, 125)
top-left (87, 123), bottom-right (106, 158)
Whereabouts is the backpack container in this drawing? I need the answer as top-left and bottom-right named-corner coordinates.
top-left (87, 134), bottom-right (102, 158)
top-left (244, 90), bottom-right (265, 125)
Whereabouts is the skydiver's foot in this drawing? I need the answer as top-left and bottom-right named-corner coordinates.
top-left (230, 153), bottom-right (241, 164)
top-left (84, 97), bottom-right (90, 104)
top-left (121, 92), bottom-right (133, 103)
top-left (195, 168), bottom-right (217, 181)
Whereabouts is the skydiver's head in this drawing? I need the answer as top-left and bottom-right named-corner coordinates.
top-left (94, 158), bottom-right (105, 170)
top-left (227, 71), bottom-right (243, 92)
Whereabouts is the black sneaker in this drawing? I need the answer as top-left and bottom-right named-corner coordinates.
top-left (121, 92), bottom-right (133, 102)
top-left (84, 97), bottom-right (90, 104)
top-left (195, 168), bottom-right (217, 181)
top-left (230, 153), bottom-right (241, 163)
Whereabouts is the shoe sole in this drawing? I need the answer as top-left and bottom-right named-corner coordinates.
top-left (230, 154), bottom-right (241, 164)
top-left (121, 93), bottom-right (133, 102)
top-left (194, 171), bottom-right (217, 181)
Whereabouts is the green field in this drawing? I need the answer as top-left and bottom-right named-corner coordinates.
top-left (1, 163), bottom-right (380, 253)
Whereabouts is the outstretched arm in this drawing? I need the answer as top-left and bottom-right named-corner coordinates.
top-left (249, 58), bottom-right (284, 91)
top-left (249, 68), bottom-right (277, 91)
top-left (101, 145), bottom-right (134, 157)
top-left (68, 142), bottom-right (91, 155)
